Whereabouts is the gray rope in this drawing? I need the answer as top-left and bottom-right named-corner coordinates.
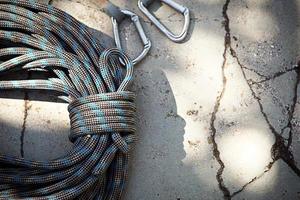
top-left (0, 0), bottom-right (136, 199)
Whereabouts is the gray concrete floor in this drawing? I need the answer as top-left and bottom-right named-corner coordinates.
top-left (0, 0), bottom-right (300, 199)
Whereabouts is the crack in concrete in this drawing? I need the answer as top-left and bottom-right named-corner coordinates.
top-left (242, 66), bottom-right (268, 79)
top-left (230, 50), bottom-right (300, 192)
top-left (250, 65), bottom-right (299, 85)
top-left (20, 93), bottom-right (30, 158)
top-left (231, 40), bottom-right (300, 178)
top-left (231, 160), bottom-right (276, 198)
top-left (208, 0), bottom-right (231, 199)
top-left (20, 72), bottom-right (32, 158)
top-left (271, 64), bottom-right (300, 175)
top-left (215, 0), bottom-right (300, 197)
top-left (282, 61), bottom-right (300, 149)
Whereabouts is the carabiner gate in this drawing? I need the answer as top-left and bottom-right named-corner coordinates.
top-left (111, 9), bottom-right (151, 65)
top-left (138, 0), bottom-right (190, 43)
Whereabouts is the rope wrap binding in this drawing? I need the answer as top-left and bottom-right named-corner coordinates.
top-left (0, 0), bottom-right (136, 199)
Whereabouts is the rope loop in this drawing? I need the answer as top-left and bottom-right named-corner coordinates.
top-left (98, 48), bottom-right (134, 92)
top-left (68, 91), bottom-right (137, 144)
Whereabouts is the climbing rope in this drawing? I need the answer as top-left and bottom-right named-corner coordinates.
top-left (0, 0), bottom-right (136, 199)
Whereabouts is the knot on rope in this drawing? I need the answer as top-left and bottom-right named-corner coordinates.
top-left (68, 91), bottom-right (136, 153)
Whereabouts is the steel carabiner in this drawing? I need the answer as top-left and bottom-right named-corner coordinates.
top-left (102, 1), bottom-right (151, 65)
top-left (138, 0), bottom-right (190, 43)
top-left (111, 9), bottom-right (151, 65)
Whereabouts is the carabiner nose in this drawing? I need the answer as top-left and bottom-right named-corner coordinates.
top-left (102, 1), bottom-right (151, 65)
top-left (138, 0), bottom-right (190, 43)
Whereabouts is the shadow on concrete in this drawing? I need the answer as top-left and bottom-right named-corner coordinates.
top-left (123, 68), bottom-right (205, 199)
top-left (0, 119), bottom-right (71, 160)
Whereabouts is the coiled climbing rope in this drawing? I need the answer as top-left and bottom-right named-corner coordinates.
top-left (0, 0), bottom-right (136, 199)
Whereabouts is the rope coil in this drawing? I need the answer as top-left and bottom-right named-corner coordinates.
top-left (0, 0), bottom-right (136, 199)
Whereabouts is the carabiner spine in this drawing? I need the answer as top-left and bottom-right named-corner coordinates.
top-left (132, 16), bottom-right (150, 46)
top-left (111, 9), bottom-right (151, 65)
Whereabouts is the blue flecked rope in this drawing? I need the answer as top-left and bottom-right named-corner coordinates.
top-left (0, 0), bottom-right (137, 199)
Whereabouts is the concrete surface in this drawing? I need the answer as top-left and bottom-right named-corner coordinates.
top-left (0, 0), bottom-right (299, 199)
